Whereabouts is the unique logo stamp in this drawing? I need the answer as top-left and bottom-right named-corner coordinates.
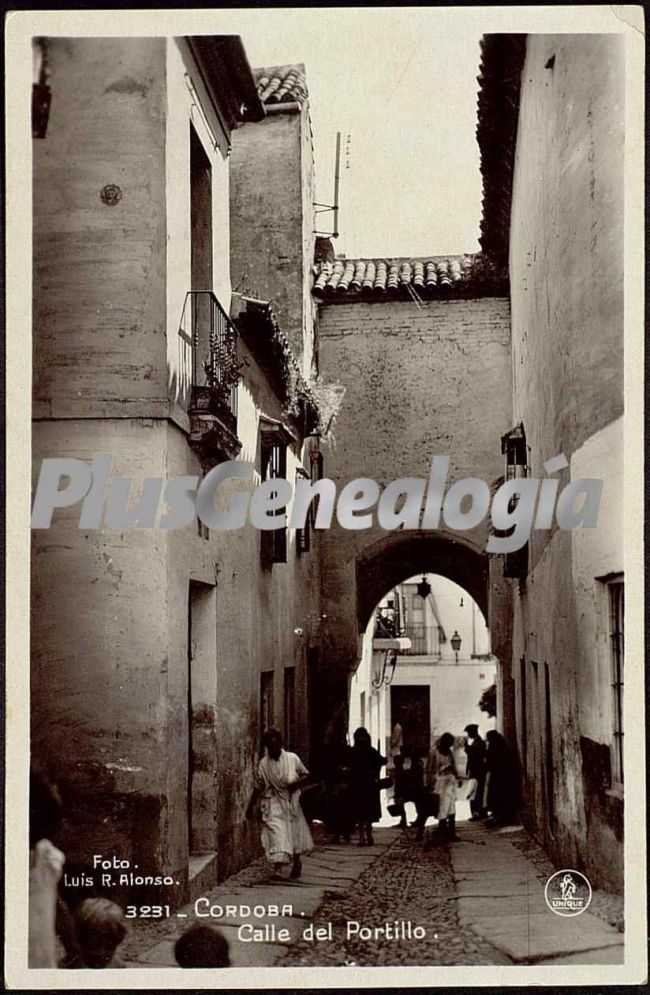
top-left (544, 870), bottom-right (592, 917)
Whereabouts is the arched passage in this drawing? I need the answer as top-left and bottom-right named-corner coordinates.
top-left (313, 529), bottom-right (513, 762)
top-left (349, 571), bottom-right (498, 815)
top-left (356, 532), bottom-right (489, 636)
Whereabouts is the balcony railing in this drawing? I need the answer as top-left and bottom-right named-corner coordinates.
top-left (401, 625), bottom-right (442, 657)
top-left (179, 291), bottom-right (240, 434)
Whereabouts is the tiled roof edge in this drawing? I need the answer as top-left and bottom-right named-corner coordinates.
top-left (312, 253), bottom-right (508, 297)
top-left (255, 64), bottom-right (308, 106)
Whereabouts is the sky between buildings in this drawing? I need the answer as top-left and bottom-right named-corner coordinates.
top-left (213, 8), bottom-right (485, 259)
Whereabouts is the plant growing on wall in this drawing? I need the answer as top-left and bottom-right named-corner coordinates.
top-left (478, 683), bottom-right (497, 718)
top-left (235, 295), bottom-right (321, 434)
top-left (203, 341), bottom-right (245, 398)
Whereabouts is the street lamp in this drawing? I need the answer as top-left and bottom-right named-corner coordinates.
top-left (450, 630), bottom-right (462, 664)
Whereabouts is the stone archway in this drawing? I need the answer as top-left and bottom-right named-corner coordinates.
top-left (356, 531), bottom-right (489, 636)
top-left (314, 528), bottom-right (513, 755)
top-left (349, 530), bottom-right (513, 754)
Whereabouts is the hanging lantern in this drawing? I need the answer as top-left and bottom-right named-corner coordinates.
top-left (416, 575), bottom-right (431, 600)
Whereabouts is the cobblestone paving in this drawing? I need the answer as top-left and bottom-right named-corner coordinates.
top-left (508, 829), bottom-right (624, 933)
top-left (280, 828), bottom-right (511, 967)
top-left (121, 821), bottom-right (624, 967)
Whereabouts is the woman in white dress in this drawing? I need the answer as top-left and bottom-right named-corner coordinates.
top-left (424, 732), bottom-right (461, 841)
top-left (246, 729), bottom-right (314, 879)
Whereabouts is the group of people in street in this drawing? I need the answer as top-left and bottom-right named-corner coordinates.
top-left (321, 725), bottom-right (386, 847)
top-left (248, 720), bottom-right (519, 879)
top-left (394, 724), bottom-right (519, 841)
top-left (30, 719), bottom-right (519, 967)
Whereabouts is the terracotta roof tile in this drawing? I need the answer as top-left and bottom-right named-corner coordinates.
top-left (313, 254), bottom-right (505, 298)
top-left (255, 64), bottom-right (308, 105)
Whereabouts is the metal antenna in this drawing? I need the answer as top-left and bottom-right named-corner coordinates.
top-left (314, 131), bottom-right (341, 238)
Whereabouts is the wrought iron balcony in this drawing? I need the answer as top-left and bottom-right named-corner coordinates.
top-left (178, 291), bottom-right (242, 464)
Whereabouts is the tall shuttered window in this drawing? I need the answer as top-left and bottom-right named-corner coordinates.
top-left (296, 449), bottom-right (324, 556)
top-left (260, 435), bottom-right (287, 566)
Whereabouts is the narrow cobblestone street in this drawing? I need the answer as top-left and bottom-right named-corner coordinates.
top-left (279, 826), bottom-right (509, 967)
top-left (122, 816), bottom-right (623, 970)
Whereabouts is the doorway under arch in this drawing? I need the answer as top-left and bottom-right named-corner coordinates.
top-left (350, 573), bottom-right (497, 758)
top-left (313, 529), bottom-right (512, 767)
top-left (348, 572), bottom-right (499, 829)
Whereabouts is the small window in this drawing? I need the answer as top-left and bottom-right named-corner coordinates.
top-left (284, 667), bottom-right (296, 751)
top-left (607, 576), bottom-right (624, 786)
top-left (260, 671), bottom-right (274, 750)
top-left (260, 434), bottom-right (287, 566)
top-left (502, 422), bottom-right (528, 480)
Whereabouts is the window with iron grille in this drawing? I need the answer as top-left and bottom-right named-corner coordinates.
top-left (607, 576), bottom-right (624, 786)
top-left (499, 423), bottom-right (530, 579)
top-left (260, 671), bottom-right (274, 749)
top-left (260, 436), bottom-right (287, 566)
top-left (284, 667), bottom-right (296, 751)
